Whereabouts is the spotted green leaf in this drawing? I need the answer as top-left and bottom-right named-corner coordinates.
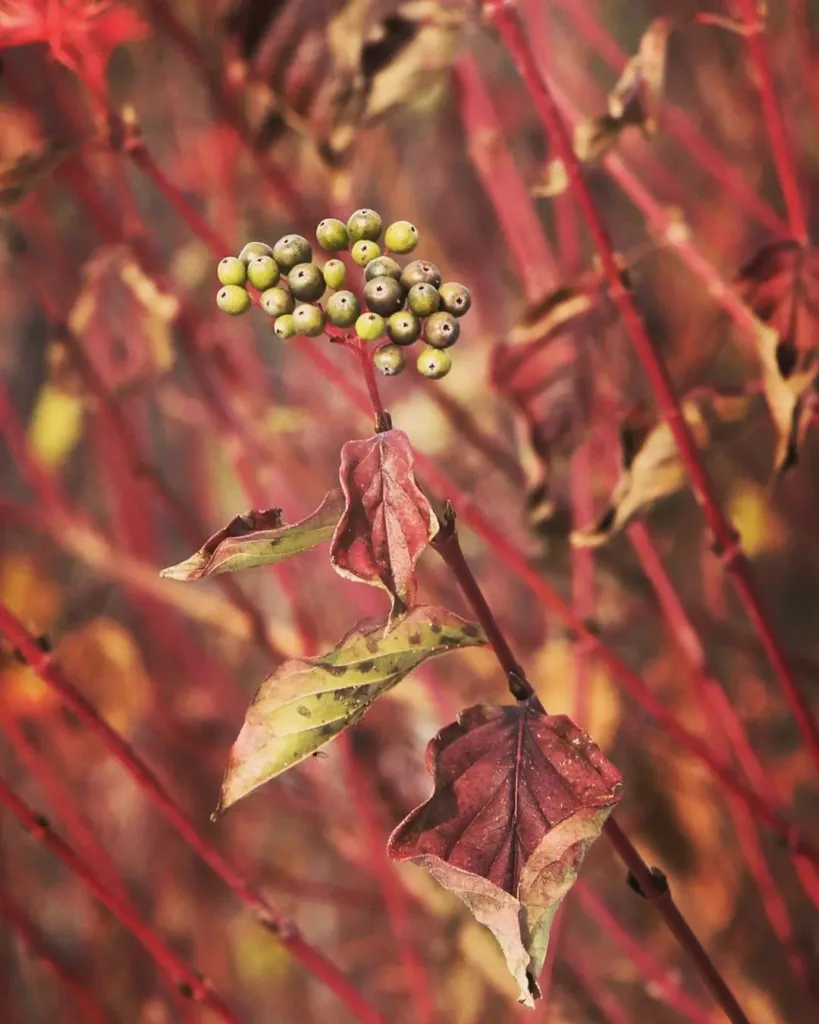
top-left (217, 605), bottom-right (487, 814)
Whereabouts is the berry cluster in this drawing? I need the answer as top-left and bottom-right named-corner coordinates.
top-left (215, 210), bottom-right (472, 380)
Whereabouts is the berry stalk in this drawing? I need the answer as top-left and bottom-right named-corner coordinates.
top-left (488, 0), bottom-right (819, 778)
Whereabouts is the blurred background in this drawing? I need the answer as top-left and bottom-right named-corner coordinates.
top-left (1, 1), bottom-right (819, 1021)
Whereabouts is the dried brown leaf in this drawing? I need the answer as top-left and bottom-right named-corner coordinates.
top-left (608, 17), bottom-right (675, 137)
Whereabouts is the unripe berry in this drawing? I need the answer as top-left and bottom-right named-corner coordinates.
top-left (274, 314), bottom-right (297, 340)
top-left (218, 256), bottom-right (247, 286)
top-left (323, 259), bottom-right (347, 290)
top-left (316, 218), bottom-right (349, 251)
top-left (423, 311), bottom-right (460, 349)
top-left (417, 346), bottom-right (452, 379)
top-left (384, 220), bottom-right (419, 254)
top-left (439, 282), bottom-right (472, 317)
top-left (365, 256), bottom-right (402, 282)
top-left (260, 287), bottom-right (295, 318)
top-left (346, 208), bottom-right (382, 243)
top-left (325, 290), bottom-right (361, 328)
top-left (407, 282), bottom-right (440, 318)
top-left (351, 240), bottom-right (381, 266)
top-left (247, 255), bottom-right (280, 290)
top-left (216, 284), bottom-right (250, 316)
top-left (292, 303), bottom-right (326, 337)
top-left (387, 310), bottom-right (422, 346)
top-left (273, 234), bottom-right (312, 272)
top-left (364, 276), bottom-right (406, 317)
top-left (400, 259), bottom-right (441, 290)
top-left (374, 344), bottom-right (406, 376)
top-left (355, 312), bottom-right (386, 341)
top-left (288, 263), bottom-right (326, 302)
top-left (238, 241), bottom-right (274, 265)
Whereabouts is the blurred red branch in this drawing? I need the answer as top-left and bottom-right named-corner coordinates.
top-left (0, 778), bottom-right (239, 1021)
top-left (0, 884), bottom-right (111, 1024)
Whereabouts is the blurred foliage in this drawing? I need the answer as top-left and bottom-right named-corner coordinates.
top-left (1, 1), bottom-right (819, 1022)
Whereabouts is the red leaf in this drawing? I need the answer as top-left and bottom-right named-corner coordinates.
top-left (330, 429), bottom-right (438, 615)
top-left (388, 698), bottom-right (623, 1004)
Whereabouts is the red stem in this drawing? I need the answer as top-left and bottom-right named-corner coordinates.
top-left (0, 606), bottom-right (389, 1024)
top-left (734, 0), bottom-right (809, 243)
top-left (356, 337), bottom-right (388, 426)
top-left (0, 885), bottom-right (111, 1024)
top-left (488, 1), bottom-right (819, 777)
top-left (0, 778), bottom-right (239, 1022)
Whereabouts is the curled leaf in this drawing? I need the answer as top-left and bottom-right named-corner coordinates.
top-left (388, 699), bottom-right (622, 1005)
top-left (218, 605), bottom-right (487, 812)
top-left (571, 389), bottom-right (753, 547)
top-left (160, 490), bottom-right (343, 581)
top-left (736, 241), bottom-right (819, 472)
top-left (331, 428), bottom-right (438, 616)
top-left (608, 17), bottom-right (675, 137)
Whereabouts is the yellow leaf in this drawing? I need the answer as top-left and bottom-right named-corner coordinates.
top-left (28, 384), bottom-right (85, 468)
top-left (728, 481), bottom-right (783, 557)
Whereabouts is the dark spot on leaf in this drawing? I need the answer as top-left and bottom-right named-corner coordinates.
top-left (461, 623), bottom-right (480, 638)
top-left (366, 637), bottom-right (379, 654)
top-left (358, 660), bottom-right (375, 672)
top-left (334, 685), bottom-right (362, 701)
top-left (297, 705), bottom-right (311, 718)
top-left (409, 632), bottom-right (421, 646)
top-left (269, 538), bottom-right (281, 548)
top-left (429, 621), bottom-right (442, 633)
top-left (325, 664), bottom-right (348, 677)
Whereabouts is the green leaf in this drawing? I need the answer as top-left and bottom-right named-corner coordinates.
top-left (160, 490), bottom-right (344, 581)
top-left (216, 605), bottom-right (488, 814)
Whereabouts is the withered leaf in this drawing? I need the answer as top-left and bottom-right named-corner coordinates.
top-left (608, 17), bottom-right (675, 137)
top-left (160, 491), bottom-right (344, 581)
top-left (736, 241), bottom-right (819, 472)
top-left (0, 140), bottom-right (75, 208)
top-left (331, 428), bottom-right (438, 616)
top-left (388, 699), bottom-right (622, 1005)
top-left (571, 389), bottom-right (753, 547)
top-left (217, 605), bottom-right (487, 812)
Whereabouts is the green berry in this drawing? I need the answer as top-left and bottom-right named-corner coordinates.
top-left (346, 208), bottom-right (383, 243)
top-left (273, 234), bottom-right (312, 272)
top-left (355, 312), bottom-right (386, 342)
top-left (384, 220), bottom-right (419, 254)
top-left (351, 240), bottom-right (381, 266)
top-left (365, 256), bottom-right (402, 282)
top-left (387, 310), bottom-right (422, 346)
top-left (288, 263), bottom-right (326, 302)
top-left (292, 303), bottom-right (326, 337)
top-left (407, 282), bottom-right (440, 318)
top-left (439, 282), bottom-right (472, 317)
top-left (400, 260), bottom-right (441, 290)
top-left (273, 314), bottom-right (297, 340)
top-left (217, 256), bottom-right (247, 286)
top-left (247, 255), bottom-right (281, 290)
top-left (216, 284), bottom-right (251, 316)
top-left (316, 218), bottom-right (349, 251)
top-left (374, 344), bottom-right (406, 376)
top-left (364, 276), bottom-right (405, 317)
top-left (238, 241), bottom-right (274, 265)
top-left (323, 259), bottom-right (347, 290)
top-left (260, 287), bottom-right (294, 318)
top-left (417, 345), bottom-right (452, 379)
top-left (424, 311), bottom-right (460, 349)
top-left (325, 290), bottom-right (361, 328)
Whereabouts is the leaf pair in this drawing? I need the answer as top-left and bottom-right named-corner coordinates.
top-left (571, 389), bottom-right (754, 547)
top-left (389, 698), bottom-right (623, 1005)
top-left (737, 241), bottom-right (819, 473)
top-left (533, 17), bottom-right (673, 197)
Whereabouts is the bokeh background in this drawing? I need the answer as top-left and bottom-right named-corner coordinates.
top-left (1, 1), bottom-right (818, 1021)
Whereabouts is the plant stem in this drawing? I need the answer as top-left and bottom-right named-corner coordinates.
top-left (0, 778), bottom-right (239, 1022)
top-left (431, 504), bottom-right (533, 701)
top-left (356, 337), bottom-right (389, 429)
top-left (734, 0), bottom-right (809, 244)
top-left (0, 606), bottom-right (389, 1024)
top-left (603, 821), bottom-right (750, 1024)
top-left (488, 0), bottom-right (819, 777)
